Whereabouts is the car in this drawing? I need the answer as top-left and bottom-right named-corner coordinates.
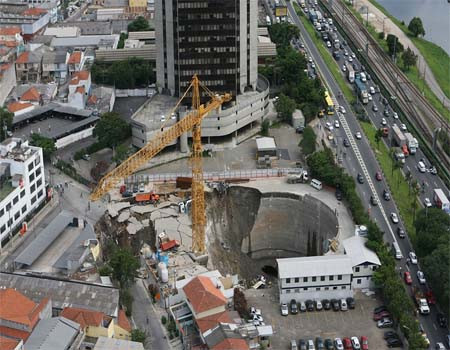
top-left (437, 313), bottom-right (447, 328)
top-left (299, 339), bottom-right (307, 350)
top-left (400, 123), bottom-right (407, 131)
top-left (308, 56), bottom-right (313, 63)
top-left (372, 104), bottom-right (378, 112)
top-left (374, 305), bottom-right (388, 314)
top-left (404, 271), bottom-right (412, 284)
top-left (250, 307), bottom-right (261, 316)
top-left (133, 183), bottom-right (139, 193)
top-left (335, 189), bottom-right (343, 201)
top-left (382, 97), bottom-right (389, 106)
top-left (307, 339), bottom-right (315, 350)
top-left (139, 183), bottom-right (145, 192)
top-left (342, 64), bottom-right (347, 72)
top-left (122, 190), bottom-right (133, 198)
top-left (339, 106), bottom-right (346, 114)
top-left (300, 301), bottom-right (307, 312)
top-left (377, 318), bottom-right (394, 328)
top-left (355, 132), bottom-right (362, 139)
top-left (367, 74), bottom-right (371, 80)
top-left (342, 338), bottom-right (352, 350)
top-left (311, 62), bottom-right (316, 69)
top-left (343, 138), bottom-right (350, 147)
top-left (384, 331), bottom-right (399, 340)
top-left (370, 195), bottom-right (377, 206)
top-left (396, 227), bottom-right (406, 238)
top-left (373, 310), bottom-right (391, 321)
top-left (383, 109), bottom-right (390, 117)
top-left (375, 171), bottom-right (382, 181)
top-left (334, 120), bottom-right (340, 128)
top-left (424, 197), bottom-right (432, 207)
top-left (252, 314), bottom-right (263, 322)
top-left (290, 299), bottom-right (298, 314)
top-left (368, 95), bottom-right (372, 101)
top-left (429, 166), bottom-right (437, 175)
top-left (344, 49), bottom-right (349, 56)
top-left (381, 118), bottom-right (387, 126)
top-left (325, 122), bottom-right (334, 131)
top-left (348, 56), bottom-right (353, 62)
top-left (393, 112), bottom-right (399, 119)
top-left (360, 336), bottom-right (368, 350)
top-left (82, 154), bottom-right (91, 161)
top-left (390, 213), bottom-right (399, 224)
top-left (316, 337), bottom-right (325, 350)
top-left (417, 161), bottom-right (427, 173)
top-left (306, 299), bottom-right (314, 311)
top-left (351, 52), bottom-right (356, 59)
top-left (436, 343), bottom-right (446, 350)
top-left (422, 333), bottom-right (430, 348)
top-left (326, 41), bottom-right (332, 48)
top-left (315, 300), bottom-right (323, 311)
top-left (340, 299), bottom-right (348, 311)
top-left (417, 270), bottom-right (426, 284)
top-left (357, 173), bottom-right (364, 184)
top-left (281, 303), bottom-right (289, 316)
top-left (291, 339), bottom-right (298, 350)
top-left (352, 62), bottom-right (358, 70)
top-left (409, 251), bottom-right (418, 264)
top-left (369, 86), bottom-right (375, 95)
top-left (331, 299), bottom-right (340, 311)
top-left (346, 297), bottom-right (355, 309)
top-left (386, 337), bottom-right (402, 348)
top-left (334, 338), bottom-right (344, 350)
top-left (383, 189), bottom-right (391, 201)
top-left (351, 337), bottom-right (361, 350)
top-left (322, 299), bottom-right (331, 310)
top-left (324, 338), bottom-right (334, 350)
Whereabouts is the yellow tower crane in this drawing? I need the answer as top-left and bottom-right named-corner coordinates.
top-left (90, 75), bottom-right (232, 254)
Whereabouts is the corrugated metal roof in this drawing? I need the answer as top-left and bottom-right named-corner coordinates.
top-left (14, 211), bottom-right (73, 267)
top-left (24, 316), bottom-right (80, 350)
top-left (276, 255), bottom-right (353, 278)
top-left (342, 236), bottom-right (381, 267)
top-left (256, 137), bottom-right (276, 151)
top-left (94, 336), bottom-right (144, 350)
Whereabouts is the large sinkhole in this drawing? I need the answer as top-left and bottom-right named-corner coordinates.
top-left (206, 186), bottom-right (339, 281)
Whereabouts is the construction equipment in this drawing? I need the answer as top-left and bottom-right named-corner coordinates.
top-left (90, 75), bottom-right (232, 254)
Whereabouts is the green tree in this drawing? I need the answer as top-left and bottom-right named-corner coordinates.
top-left (120, 288), bottom-right (134, 316)
top-left (375, 128), bottom-right (383, 148)
top-left (386, 34), bottom-right (404, 58)
top-left (29, 133), bottom-right (56, 160)
top-left (260, 119), bottom-right (270, 137)
top-left (128, 16), bottom-right (151, 32)
top-left (0, 107), bottom-right (13, 142)
top-left (415, 208), bottom-right (450, 257)
top-left (131, 329), bottom-right (147, 344)
top-left (275, 93), bottom-right (296, 122)
top-left (268, 22), bottom-right (299, 47)
top-left (401, 47), bottom-right (418, 71)
top-left (408, 17), bottom-right (425, 37)
top-left (113, 143), bottom-right (130, 164)
top-left (93, 112), bottom-right (131, 149)
top-left (299, 126), bottom-right (316, 156)
top-left (109, 247), bottom-right (140, 289)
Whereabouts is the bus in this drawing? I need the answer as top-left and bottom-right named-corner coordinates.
top-left (324, 90), bottom-right (335, 115)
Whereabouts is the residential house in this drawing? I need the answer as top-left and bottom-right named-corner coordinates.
top-left (0, 288), bottom-right (51, 344)
top-left (60, 307), bottom-right (114, 339)
top-left (13, 83), bottom-right (57, 105)
top-left (114, 310), bottom-right (132, 340)
top-left (0, 336), bottom-right (23, 350)
top-left (94, 336), bottom-right (144, 350)
top-left (15, 51), bottom-right (42, 83)
top-left (67, 51), bottom-right (85, 74)
top-left (68, 71), bottom-right (91, 109)
top-left (203, 324), bottom-right (249, 350)
top-left (0, 27), bottom-right (22, 42)
top-left (42, 50), bottom-right (69, 82)
top-left (20, 8), bottom-right (51, 41)
top-left (19, 87), bottom-right (42, 105)
top-left (0, 64), bottom-right (16, 106)
top-left (7, 101), bottom-right (34, 116)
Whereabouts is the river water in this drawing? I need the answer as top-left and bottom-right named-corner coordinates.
top-left (375, 0), bottom-right (450, 54)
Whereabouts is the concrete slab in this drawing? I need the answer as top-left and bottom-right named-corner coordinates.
top-left (160, 207), bottom-right (179, 217)
top-left (154, 217), bottom-right (179, 236)
top-left (108, 202), bottom-right (131, 217)
top-left (150, 211), bottom-right (161, 220)
top-left (131, 205), bottom-right (158, 215)
top-left (177, 215), bottom-right (191, 226)
top-left (117, 210), bottom-right (130, 223)
top-left (168, 195), bottom-right (182, 203)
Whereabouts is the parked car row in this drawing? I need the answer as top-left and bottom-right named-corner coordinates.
top-left (292, 335), bottom-right (368, 350)
top-left (282, 298), bottom-right (355, 315)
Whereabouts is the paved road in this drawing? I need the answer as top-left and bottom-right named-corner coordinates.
top-left (287, 1), bottom-right (448, 347)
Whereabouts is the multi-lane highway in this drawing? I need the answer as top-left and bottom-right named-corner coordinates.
top-left (285, 1), bottom-right (449, 347)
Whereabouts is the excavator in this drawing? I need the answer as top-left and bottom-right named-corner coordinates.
top-left (90, 75), bottom-right (232, 254)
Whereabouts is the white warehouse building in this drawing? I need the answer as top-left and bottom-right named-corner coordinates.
top-left (0, 138), bottom-right (46, 246)
top-left (277, 255), bottom-right (354, 304)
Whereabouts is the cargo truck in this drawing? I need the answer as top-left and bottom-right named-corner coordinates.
top-left (391, 124), bottom-right (406, 147)
top-left (345, 62), bottom-right (355, 83)
top-left (355, 77), bottom-right (368, 104)
top-left (433, 188), bottom-right (450, 214)
top-left (404, 132), bottom-right (418, 154)
top-left (413, 287), bottom-right (430, 315)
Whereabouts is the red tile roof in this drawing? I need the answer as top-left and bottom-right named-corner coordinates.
top-left (0, 326), bottom-right (30, 342)
top-left (15, 51), bottom-right (29, 64)
top-left (22, 8), bottom-right (47, 16)
top-left (69, 71), bottom-right (90, 85)
top-left (0, 40), bottom-right (18, 48)
top-left (7, 102), bottom-right (33, 113)
top-left (0, 289), bottom-right (43, 327)
top-left (196, 311), bottom-right (232, 333)
top-left (183, 276), bottom-right (227, 314)
top-left (21, 87), bottom-right (40, 101)
top-left (0, 27), bottom-right (21, 36)
top-left (0, 336), bottom-right (20, 350)
top-left (68, 51), bottom-right (82, 64)
top-left (117, 310), bottom-right (131, 332)
top-left (60, 307), bottom-right (104, 330)
top-left (212, 338), bottom-right (249, 350)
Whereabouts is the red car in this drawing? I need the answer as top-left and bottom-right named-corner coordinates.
top-left (373, 310), bottom-right (390, 321)
top-left (343, 337), bottom-right (352, 350)
top-left (404, 271), bottom-right (412, 285)
top-left (361, 336), bottom-right (369, 350)
top-left (375, 171), bottom-right (382, 181)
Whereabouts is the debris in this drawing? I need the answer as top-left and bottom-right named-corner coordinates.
top-left (117, 210), bottom-right (130, 223)
top-left (107, 202), bottom-right (131, 217)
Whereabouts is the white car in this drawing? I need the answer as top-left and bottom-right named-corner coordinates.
top-left (400, 123), bottom-right (407, 131)
top-left (325, 122), bottom-right (334, 131)
top-left (280, 303), bottom-right (289, 316)
top-left (393, 112), bottom-right (399, 119)
top-left (351, 53), bottom-right (356, 59)
top-left (381, 118), bottom-right (387, 126)
top-left (334, 120), bottom-right (340, 128)
top-left (339, 105), bottom-right (346, 114)
top-left (250, 307), bottom-right (261, 316)
top-left (417, 271), bottom-right (426, 284)
top-left (369, 86), bottom-right (375, 95)
top-left (348, 56), bottom-right (353, 62)
top-left (351, 337), bottom-right (361, 350)
top-left (355, 132), bottom-right (362, 139)
top-left (409, 251), bottom-right (418, 264)
top-left (311, 62), bottom-right (316, 69)
top-left (368, 95), bottom-right (373, 101)
top-left (326, 41), bottom-right (332, 48)
top-left (344, 50), bottom-right (348, 56)
top-left (424, 198), bottom-right (432, 208)
top-left (334, 338), bottom-right (344, 350)
top-left (252, 314), bottom-right (264, 322)
top-left (342, 64), bottom-right (347, 72)
top-left (390, 213), bottom-right (399, 224)
top-left (308, 56), bottom-right (313, 63)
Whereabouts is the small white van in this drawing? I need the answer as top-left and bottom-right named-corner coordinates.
top-left (417, 161), bottom-right (426, 173)
top-left (392, 242), bottom-right (403, 260)
top-left (311, 179), bottom-right (322, 190)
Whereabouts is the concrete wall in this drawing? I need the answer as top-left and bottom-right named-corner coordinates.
top-left (352, 264), bottom-right (377, 289)
top-left (55, 127), bottom-right (94, 149)
top-left (0, 65), bottom-right (16, 106)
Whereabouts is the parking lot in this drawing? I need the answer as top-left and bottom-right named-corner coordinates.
top-left (245, 286), bottom-right (392, 349)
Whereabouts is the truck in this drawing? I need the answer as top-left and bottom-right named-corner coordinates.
top-left (413, 287), bottom-right (430, 315)
top-left (391, 124), bottom-right (407, 148)
top-left (355, 77), bottom-right (369, 104)
top-left (299, 0), bottom-right (306, 8)
top-left (309, 9), bottom-right (317, 22)
top-left (433, 188), bottom-right (450, 214)
top-left (345, 62), bottom-right (355, 83)
top-left (287, 169), bottom-right (309, 184)
top-left (404, 132), bottom-right (419, 154)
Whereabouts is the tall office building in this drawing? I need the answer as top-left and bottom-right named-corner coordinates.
top-left (155, 0), bottom-right (258, 100)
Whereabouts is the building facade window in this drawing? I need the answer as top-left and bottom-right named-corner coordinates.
top-left (303, 277), bottom-right (308, 282)
top-left (355, 267), bottom-right (360, 272)
top-left (312, 277), bottom-right (316, 282)
top-left (294, 278), bottom-right (299, 283)
top-left (320, 276), bottom-right (325, 281)
top-left (338, 275), bottom-right (342, 280)
top-left (286, 278), bottom-right (291, 284)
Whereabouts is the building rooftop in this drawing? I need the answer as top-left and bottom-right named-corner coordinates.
top-left (60, 307), bottom-right (104, 329)
top-left (131, 94), bottom-right (179, 127)
top-left (343, 236), bottom-right (381, 267)
top-left (21, 87), bottom-right (40, 101)
top-left (277, 255), bottom-right (354, 278)
top-left (183, 276), bottom-right (227, 314)
top-left (42, 50), bottom-right (68, 64)
top-left (24, 317), bottom-right (80, 350)
top-left (117, 310), bottom-right (131, 332)
top-left (94, 336), bottom-right (145, 350)
top-left (0, 335), bottom-right (21, 350)
top-left (68, 51), bottom-right (82, 64)
top-left (43, 26), bottom-right (79, 38)
top-left (0, 272), bottom-right (120, 317)
top-left (127, 31), bottom-right (155, 40)
top-left (50, 35), bottom-right (119, 49)
top-left (256, 137), bottom-right (276, 151)
top-left (0, 27), bottom-right (21, 36)
top-left (196, 311), bottom-right (232, 334)
top-left (7, 101), bottom-right (33, 113)
top-left (203, 323), bottom-right (250, 350)
top-left (15, 51), bottom-right (42, 64)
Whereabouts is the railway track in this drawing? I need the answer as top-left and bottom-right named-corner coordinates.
top-left (320, 0), bottom-right (450, 175)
